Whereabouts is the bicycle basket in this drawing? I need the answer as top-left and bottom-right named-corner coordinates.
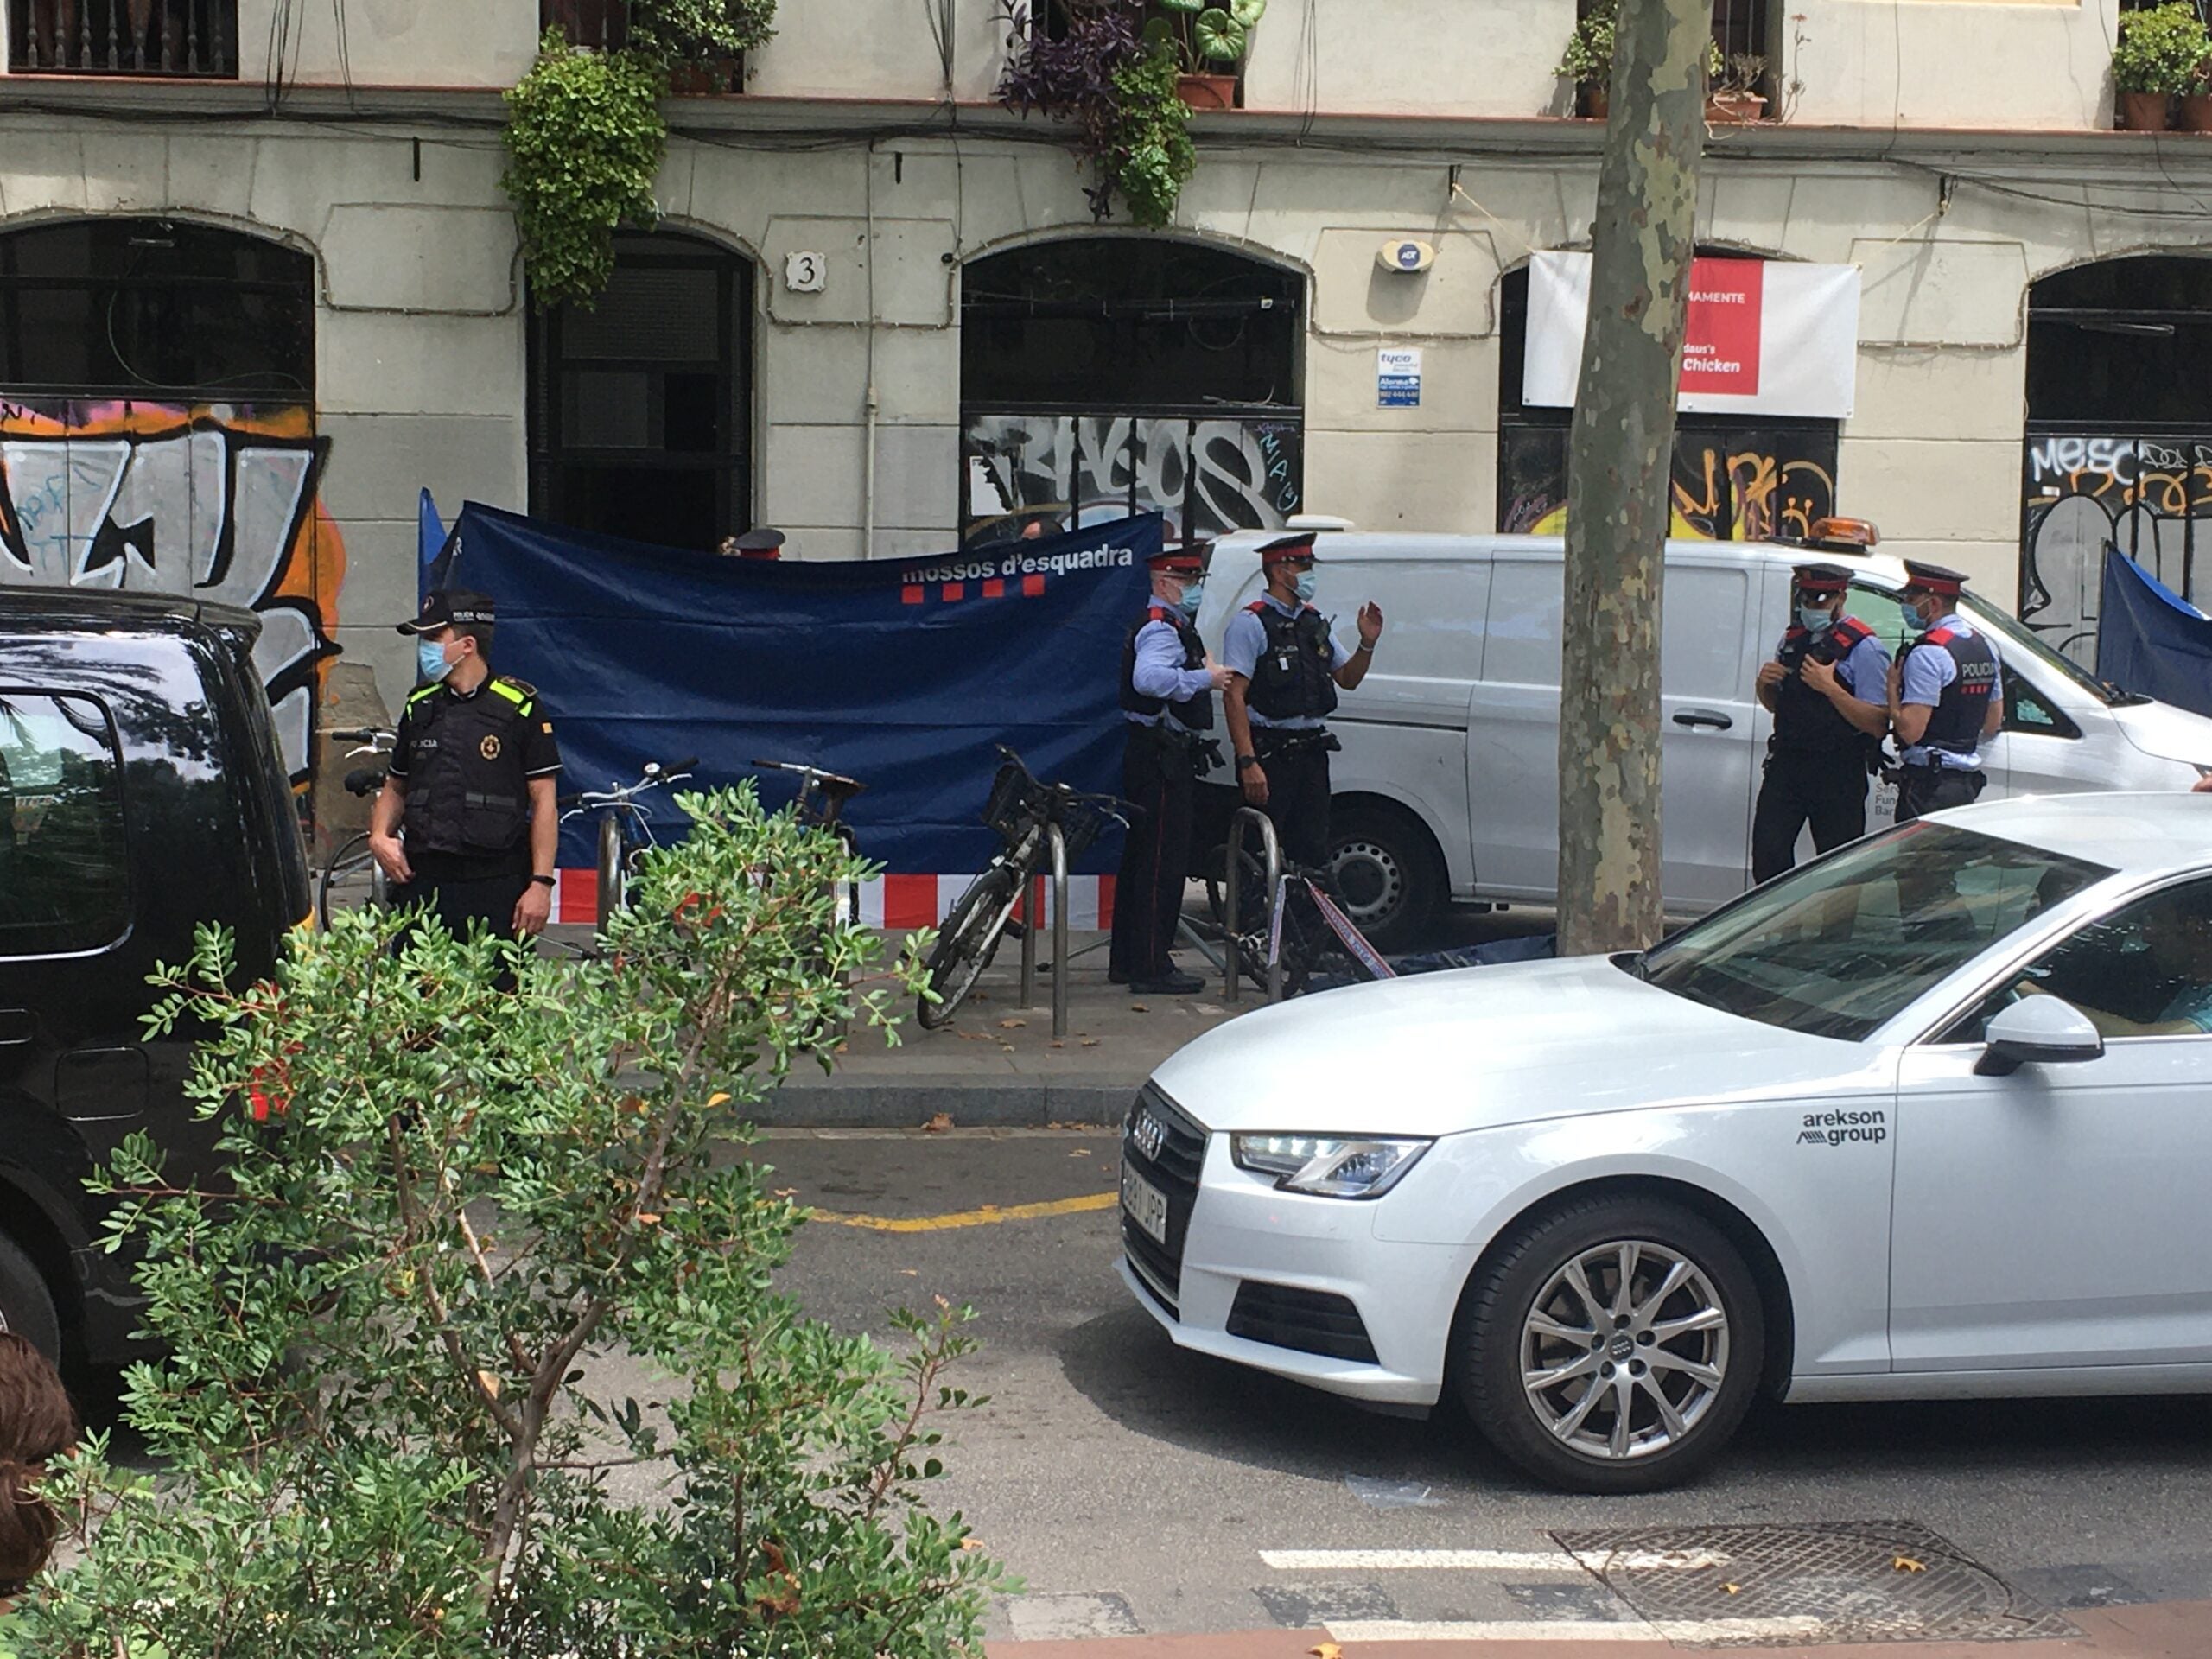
top-left (1058, 803), bottom-right (1105, 859)
top-left (982, 760), bottom-right (1035, 839)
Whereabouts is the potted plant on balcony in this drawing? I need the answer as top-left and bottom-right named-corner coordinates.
top-left (2112, 3), bottom-right (2209, 131)
top-left (1554, 3), bottom-right (1616, 119)
top-left (627, 0), bottom-right (778, 93)
top-left (1143, 0), bottom-right (1266, 109)
top-left (1707, 49), bottom-right (1768, 123)
top-left (2184, 55), bottom-right (2212, 131)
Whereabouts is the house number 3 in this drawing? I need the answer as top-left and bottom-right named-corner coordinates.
top-left (785, 251), bottom-right (826, 293)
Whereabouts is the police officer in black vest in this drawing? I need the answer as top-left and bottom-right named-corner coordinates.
top-left (369, 590), bottom-right (564, 942)
top-left (1750, 562), bottom-right (1893, 882)
top-left (1888, 560), bottom-right (2004, 822)
top-left (1109, 547), bottom-right (1233, 995)
top-left (1222, 533), bottom-right (1385, 868)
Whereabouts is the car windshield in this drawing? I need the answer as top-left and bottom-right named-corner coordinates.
top-left (1637, 823), bottom-right (2112, 1041)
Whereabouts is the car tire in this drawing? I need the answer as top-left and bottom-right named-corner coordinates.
top-left (1326, 804), bottom-right (1445, 955)
top-left (1458, 1194), bottom-right (1764, 1494)
top-left (0, 1233), bottom-right (60, 1363)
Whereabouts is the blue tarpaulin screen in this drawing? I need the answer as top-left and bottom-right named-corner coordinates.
top-left (2098, 545), bottom-right (2212, 720)
top-left (446, 503), bottom-right (1158, 874)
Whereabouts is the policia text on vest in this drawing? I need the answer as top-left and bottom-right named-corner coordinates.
top-left (1109, 548), bottom-right (1233, 996)
top-left (1750, 562), bottom-right (1893, 883)
top-left (370, 590), bottom-right (565, 942)
top-left (1220, 535), bottom-right (1387, 871)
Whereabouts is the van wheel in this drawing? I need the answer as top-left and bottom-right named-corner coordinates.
top-left (1326, 804), bottom-right (1444, 953)
top-left (1457, 1195), bottom-right (1763, 1494)
top-left (0, 1235), bottom-right (60, 1363)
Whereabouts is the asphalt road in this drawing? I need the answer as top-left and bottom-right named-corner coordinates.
top-left (760, 1128), bottom-right (2212, 1645)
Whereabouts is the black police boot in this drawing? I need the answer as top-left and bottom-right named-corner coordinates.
top-left (1129, 969), bottom-right (1204, 996)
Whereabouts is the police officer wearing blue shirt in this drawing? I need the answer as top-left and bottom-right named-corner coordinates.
top-left (1888, 560), bottom-right (2004, 822)
top-left (1222, 534), bottom-right (1385, 869)
top-left (1750, 562), bottom-right (1892, 881)
top-left (1109, 547), bottom-right (1233, 995)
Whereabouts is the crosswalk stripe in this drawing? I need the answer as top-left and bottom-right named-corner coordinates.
top-left (1261, 1547), bottom-right (1731, 1573)
top-left (1325, 1616), bottom-right (1827, 1643)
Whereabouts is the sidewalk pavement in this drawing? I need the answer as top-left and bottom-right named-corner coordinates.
top-left (987, 1599), bottom-right (2212, 1658)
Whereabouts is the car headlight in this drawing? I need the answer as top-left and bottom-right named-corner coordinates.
top-left (1229, 1133), bottom-right (1432, 1199)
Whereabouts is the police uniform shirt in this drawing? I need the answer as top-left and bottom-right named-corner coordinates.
top-left (388, 679), bottom-right (563, 879)
top-left (1127, 617), bottom-right (1217, 728)
top-left (1774, 622), bottom-right (1891, 704)
top-left (1222, 593), bottom-right (1351, 729)
top-left (1897, 613), bottom-right (1999, 771)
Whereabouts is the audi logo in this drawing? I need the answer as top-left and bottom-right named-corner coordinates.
top-left (1130, 1110), bottom-right (1166, 1161)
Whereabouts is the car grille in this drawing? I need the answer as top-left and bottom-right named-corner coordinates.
top-left (1226, 1281), bottom-right (1379, 1364)
top-left (1122, 1084), bottom-right (1206, 1319)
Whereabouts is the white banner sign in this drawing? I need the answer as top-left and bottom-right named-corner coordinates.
top-left (1523, 251), bottom-right (1861, 420)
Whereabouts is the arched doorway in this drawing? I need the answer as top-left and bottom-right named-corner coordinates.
top-left (0, 217), bottom-right (333, 782)
top-left (2022, 254), bottom-right (2212, 660)
top-left (527, 230), bottom-right (755, 553)
top-left (959, 237), bottom-right (1303, 547)
top-left (1496, 259), bottom-right (1840, 541)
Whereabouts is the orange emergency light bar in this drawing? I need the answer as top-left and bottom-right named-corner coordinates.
top-left (1807, 516), bottom-right (1880, 549)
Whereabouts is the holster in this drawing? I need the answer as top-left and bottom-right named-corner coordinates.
top-left (1255, 728), bottom-right (1341, 760)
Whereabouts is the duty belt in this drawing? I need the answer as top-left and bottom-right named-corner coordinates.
top-left (1138, 721), bottom-right (1224, 774)
top-left (1253, 727), bottom-right (1341, 758)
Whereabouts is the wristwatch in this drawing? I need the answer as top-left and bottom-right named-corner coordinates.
top-left (1235, 753), bottom-right (1259, 771)
top-left (530, 874), bottom-right (555, 889)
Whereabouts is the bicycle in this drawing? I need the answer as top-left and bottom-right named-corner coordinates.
top-left (1218, 833), bottom-right (1395, 999)
top-left (918, 747), bottom-right (1127, 1030)
top-left (751, 757), bottom-right (868, 925)
top-left (558, 756), bottom-right (697, 933)
top-left (316, 726), bottom-right (397, 929)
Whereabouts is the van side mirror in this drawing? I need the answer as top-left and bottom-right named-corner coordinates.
top-left (1974, 995), bottom-right (2105, 1076)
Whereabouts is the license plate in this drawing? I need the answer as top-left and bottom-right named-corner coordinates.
top-left (1121, 1163), bottom-right (1169, 1245)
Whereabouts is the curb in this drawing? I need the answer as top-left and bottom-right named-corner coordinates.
top-left (760, 1077), bottom-right (1135, 1129)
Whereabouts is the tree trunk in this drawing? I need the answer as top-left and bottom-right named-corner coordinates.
top-left (1554, 0), bottom-right (1709, 956)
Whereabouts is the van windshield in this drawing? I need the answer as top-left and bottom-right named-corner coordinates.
top-left (1959, 595), bottom-right (2139, 707)
top-left (1636, 821), bottom-right (2110, 1041)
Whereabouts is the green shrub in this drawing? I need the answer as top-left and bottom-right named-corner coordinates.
top-left (1112, 41), bottom-right (1198, 228)
top-left (2113, 3), bottom-right (2211, 94)
top-left (19, 785), bottom-right (1006, 1657)
top-left (1554, 4), bottom-right (1616, 87)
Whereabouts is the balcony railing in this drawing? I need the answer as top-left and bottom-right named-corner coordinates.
top-left (10, 0), bottom-right (238, 75)
top-left (541, 0), bottom-right (629, 50)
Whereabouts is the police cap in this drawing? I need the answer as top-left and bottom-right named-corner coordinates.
top-left (1792, 563), bottom-right (1852, 597)
top-left (1148, 548), bottom-right (1205, 573)
top-left (1257, 533), bottom-right (1318, 566)
top-left (1900, 559), bottom-right (1968, 597)
top-left (730, 526), bottom-right (785, 560)
top-left (397, 589), bottom-right (494, 635)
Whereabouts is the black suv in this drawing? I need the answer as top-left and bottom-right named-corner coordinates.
top-left (0, 590), bottom-right (310, 1362)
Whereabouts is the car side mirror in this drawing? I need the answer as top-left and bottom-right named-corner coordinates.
top-left (1975, 995), bottom-right (2105, 1076)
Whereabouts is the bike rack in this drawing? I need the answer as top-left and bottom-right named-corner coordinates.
top-left (1016, 823), bottom-right (1072, 1039)
top-left (1224, 807), bottom-right (1284, 1006)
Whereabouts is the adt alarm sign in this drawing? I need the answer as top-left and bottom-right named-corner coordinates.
top-left (1377, 346), bottom-right (1422, 408)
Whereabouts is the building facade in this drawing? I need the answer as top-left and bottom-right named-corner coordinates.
top-left (0, 0), bottom-right (2204, 753)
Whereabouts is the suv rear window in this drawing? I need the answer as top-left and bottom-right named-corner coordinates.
top-left (0, 693), bottom-right (129, 956)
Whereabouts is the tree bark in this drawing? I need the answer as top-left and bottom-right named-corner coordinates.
top-left (1554, 0), bottom-right (1708, 956)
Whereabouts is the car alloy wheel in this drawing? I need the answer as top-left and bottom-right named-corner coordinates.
top-left (1459, 1194), bottom-right (1763, 1492)
top-left (1519, 1238), bottom-right (1728, 1461)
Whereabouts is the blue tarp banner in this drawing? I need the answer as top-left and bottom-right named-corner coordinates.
top-left (418, 489), bottom-right (448, 601)
top-left (446, 503), bottom-right (1159, 874)
top-left (2098, 545), bottom-right (2212, 720)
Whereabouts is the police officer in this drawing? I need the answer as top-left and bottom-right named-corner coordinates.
top-left (1222, 534), bottom-right (1384, 868)
top-left (1750, 563), bottom-right (1892, 881)
top-left (1889, 560), bottom-right (2004, 821)
top-left (368, 590), bottom-right (564, 941)
top-left (1109, 547), bottom-right (1232, 995)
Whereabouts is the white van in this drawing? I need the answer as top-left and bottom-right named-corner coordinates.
top-left (1192, 527), bottom-right (2212, 948)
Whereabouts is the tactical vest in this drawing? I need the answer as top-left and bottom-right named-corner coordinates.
top-left (1120, 608), bottom-right (1216, 733)
top-left (399, 676), bottom-right (538, 855)
top-left (1772, 615), bottom-right (1877, 757)
top-left (1243, 601), bottom-right (1338, 722)
top-left (1909, 624), bottom-right (2000, 760)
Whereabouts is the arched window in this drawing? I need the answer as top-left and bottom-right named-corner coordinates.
top-left (959, 237), bottom-right (1303, 547)
top-left (1497, 259), bottom-right (1839, 542)
top-left (528, 231), bottom-right (754, 553)
top-left (2023, 254), bottom-right (2212, 658)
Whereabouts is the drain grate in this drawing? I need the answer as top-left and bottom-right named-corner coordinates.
top-left (1552, 1521), bottom-right (2081, 1647)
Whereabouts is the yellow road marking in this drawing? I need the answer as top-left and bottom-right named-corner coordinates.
top-left (808, 1192), bottom-right (1118, 1232)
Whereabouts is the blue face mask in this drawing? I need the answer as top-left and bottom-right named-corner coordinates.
top-left (1797, 604), bottom-right (1834, 633)
top-left (417, 639), bottom-right (453, 683)
top-left (1174, 579), bottom-right (1205, 618)
top-left (1292, 571), bottom-right (1319, 604)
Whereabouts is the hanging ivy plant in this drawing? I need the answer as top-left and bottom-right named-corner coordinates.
top-left (501, 29), bottom-right (669, 311)
top-left (1110, 40), bottom-right (1197, 229)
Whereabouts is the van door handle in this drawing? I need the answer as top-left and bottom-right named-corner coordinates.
top-left (0, 1009), bottom-right (31, 1046)
top-left (1672, 709), bottom-right (1734, 731)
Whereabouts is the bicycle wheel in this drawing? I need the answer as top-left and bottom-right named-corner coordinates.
top-left (918, 863), bottom-right (1024, 1030)
top-left (318, 833), bottom-right (380, 930)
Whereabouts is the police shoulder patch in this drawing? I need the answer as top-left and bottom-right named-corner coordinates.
top-left (489, 676), bottom-right (537, 715)
top-left (406, 683), bottom-right (442, 707)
